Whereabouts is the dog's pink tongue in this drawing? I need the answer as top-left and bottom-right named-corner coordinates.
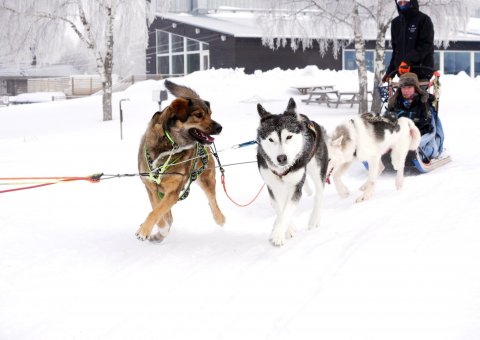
top-left (206, 135), bottom-right (214, 143)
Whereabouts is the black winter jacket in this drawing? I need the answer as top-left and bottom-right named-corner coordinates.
top-left (388, 92), bottom-right (434, 135)
top-left (386, 0), bottom-right (435, 80)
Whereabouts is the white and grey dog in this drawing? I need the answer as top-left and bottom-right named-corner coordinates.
top-left (327, 112), bottom-right (421, 203)
top-left (256, 98), bottom-right (329, 246)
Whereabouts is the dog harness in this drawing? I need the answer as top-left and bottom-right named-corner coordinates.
top-left (144, 131), bottom-right (209, 201)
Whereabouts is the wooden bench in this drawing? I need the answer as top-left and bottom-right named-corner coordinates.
top-left (330, 91), bottom-right (373, 108)
top-left (292, 85), bottom-right (334, 95)
top-left (301, 89), bottom-right (339, 106)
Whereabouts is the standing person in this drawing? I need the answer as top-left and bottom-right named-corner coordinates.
top-left (383, 0), bottom-right (435, 82)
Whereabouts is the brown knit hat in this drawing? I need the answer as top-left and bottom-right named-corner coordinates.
top-left (401, 73), bottom-right (429, 102)
top-left (399, 72), bottom-right (420, 88)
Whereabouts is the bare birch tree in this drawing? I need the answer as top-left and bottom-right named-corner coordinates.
top-left (0, 0), bottom-right (163, 121)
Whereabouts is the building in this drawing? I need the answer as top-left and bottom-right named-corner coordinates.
top-left (0, 65), bottom-right (81, 96)
top-left (146, 3), bottom-right (480, 78)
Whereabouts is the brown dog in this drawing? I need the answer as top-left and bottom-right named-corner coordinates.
top-left (136, 80), bottom-right (226, 242)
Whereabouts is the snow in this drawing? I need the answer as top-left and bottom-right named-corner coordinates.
top-left (9, 92), bottom-right (66, 104)
top-left (1, 66), bottom-right (480, 340)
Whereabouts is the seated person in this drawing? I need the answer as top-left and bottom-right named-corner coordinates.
top-left (387, 72), bottom-right (444, 161)
top-left (387, 72), bottom-right (432, 134)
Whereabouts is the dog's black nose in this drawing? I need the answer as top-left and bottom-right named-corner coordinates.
top-left (277, 154), bottom-right (287, 165)
top-left (212, 122), bottom-right (222, 134)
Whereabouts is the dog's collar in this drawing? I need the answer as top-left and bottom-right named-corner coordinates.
top-left (271, 168), bottom-right (291, 178)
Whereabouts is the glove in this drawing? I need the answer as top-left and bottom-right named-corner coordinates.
top-left (398, 61), bottom-right (410, 75)
top-left (382, 74), bottom-right (389, 83)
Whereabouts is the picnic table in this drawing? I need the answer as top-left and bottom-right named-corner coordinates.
top-left (301, 88), bottom-right (339, 106)
top-left (330, 91), bottom-right (373, 108)
top-left (292, 85), bottom-right (335, 95)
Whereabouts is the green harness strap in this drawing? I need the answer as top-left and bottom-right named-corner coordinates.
top-left (177, 143), bottom-right (209, 201)
top-left (144, 135), bottom-right (209, 201)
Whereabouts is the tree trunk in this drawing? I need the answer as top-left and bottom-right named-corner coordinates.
top-left (371, 24), bottom-right (389, 114)
top-left (353, 3), bottom-right (369, 113)
top-left (102, 5), bottom-right (114, 122)
top-left (102, 70), bottom-right (113, 121)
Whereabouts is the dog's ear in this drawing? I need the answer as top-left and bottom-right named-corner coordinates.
top-left (160, 98), bottom-right (190, 132)
top-left (257, 103), bottom-right (271, 119)
top-left (151, 111), bottom-right (161, 120)
top-left (286, 98), bottom-right (296, 113)
top-left (169, 97), bottom-right (190, 122)
top-left (331, 135), bottom-right (344, 148)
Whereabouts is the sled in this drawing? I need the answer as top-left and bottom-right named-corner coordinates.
top-left (410, 151), bottom-right (451, 173)
top-left (368, 150), bottom-right (451, 175)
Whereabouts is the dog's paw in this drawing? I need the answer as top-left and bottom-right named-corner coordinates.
top-left (135, 226), bottom-right (150, 241)
top-left (214, 213), bottom-right (226, 226)
top-left (286, 225), bottom-right (297, 239)
top-left (395, 177), bottom-right (404, 190)
top-left (335, 183), bottom-right (350, 198)
top-left (269, 230), bottom-right (286, 247)
top-left (149, 231), bottom-right (166, 243)
top-left (355, 194), bottom-right (370, 203)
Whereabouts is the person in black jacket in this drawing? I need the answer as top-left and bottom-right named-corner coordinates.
top-left (384, 0), bottom-right (435, 81)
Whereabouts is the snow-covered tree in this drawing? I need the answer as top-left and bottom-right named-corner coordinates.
top-left (0, 0), bottom-right (165, 121)
top-left (259, 0), bottom-right (477, 113)
top-left (259, 0), bottom-right (380, 113)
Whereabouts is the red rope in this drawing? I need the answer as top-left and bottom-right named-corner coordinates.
top-left (220, 171), bottom-right (264, 207)
top-left (0, 175), bottom-right (101, 194)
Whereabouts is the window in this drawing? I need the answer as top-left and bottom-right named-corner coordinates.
top-left (171, 34), bottom-right (184, 53)
top-left (187, 54), bottom-right (200, 73)
top-left (434, 51), bottom-right (441, 71)
top-left (344, 50), bottom-right (394, 72)
top-left (155, 30), bottom-right (209, 76)
top-left (172, 55), bottom-right (184, 75)
top-left (187, 39), bottom-right (200, 52)
top-left (156, 31), bottom-right (169, 54)
top-left (344, 50), bottom-right (374, 72)
top-left (345, 49), bottom-right (444, 75)
top-left (157, 56), bottom-right (169, 75)
top-left (475, 52), bottom-right (480, 77)
top-left (444, 51), bottom-right (470, 75)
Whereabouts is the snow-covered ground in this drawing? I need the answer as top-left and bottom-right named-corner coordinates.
top-left (1, 67), bottom-right (479, 340)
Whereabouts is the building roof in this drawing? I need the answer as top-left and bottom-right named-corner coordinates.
top-left (0, 64), bottom-right (81, 78)
top-left (160, 10), bottom-right (480, 42)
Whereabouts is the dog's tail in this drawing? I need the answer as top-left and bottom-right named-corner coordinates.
top-left (164, 79), bottom-right (200, 99)
top-left (407, 119), bottom-right (421, 150)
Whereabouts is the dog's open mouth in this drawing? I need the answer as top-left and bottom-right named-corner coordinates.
top-left (189, 128), bottom-right (215, 144)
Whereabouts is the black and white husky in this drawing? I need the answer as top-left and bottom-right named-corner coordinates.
top-left (327, 112), bottom-right (421, 203)
top-left (256, 98), bottom-right (329, 246)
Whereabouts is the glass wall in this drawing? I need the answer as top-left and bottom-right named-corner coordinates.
top-left (344, 49), bottom-right (469, 76)
top-left (443, 51), bottom-right (471, 75)
top-left (475, 52), bottom-right (480, 77)
top-left (155, 30), bottom-right (210, 76)
top-left (344, 50), bottom-right (395, 72)
top-left (344, 50), bottom-right (374, 72)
